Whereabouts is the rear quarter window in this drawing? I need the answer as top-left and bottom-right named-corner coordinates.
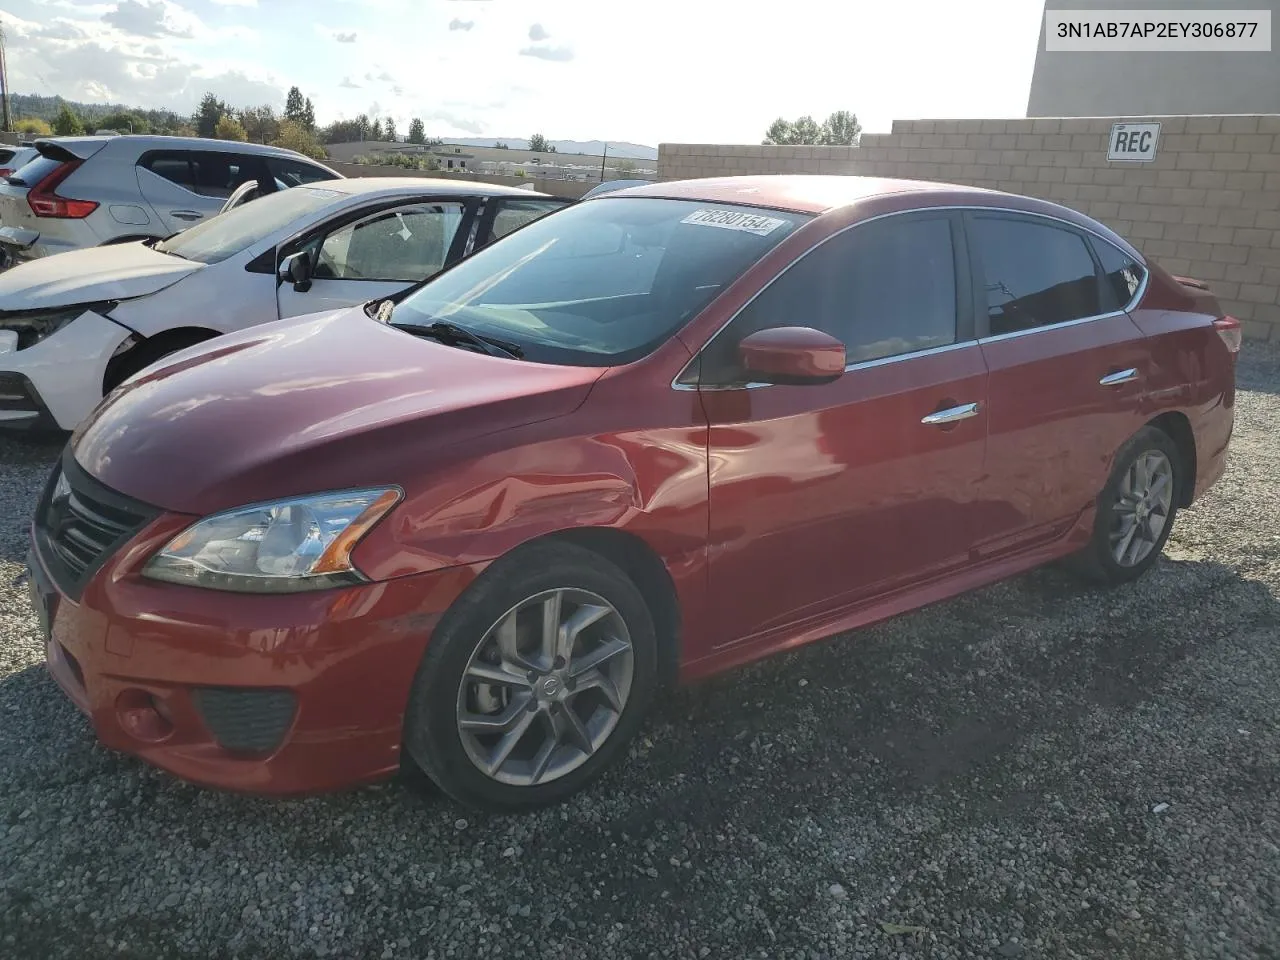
top-left (1092, 239), bottom-right (1147, 311)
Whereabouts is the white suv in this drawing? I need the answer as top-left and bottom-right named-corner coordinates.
top-left (0, 135), bottom-right (340, 265)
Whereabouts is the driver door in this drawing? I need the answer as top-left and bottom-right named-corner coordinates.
top-left (277, 200), bottom-right (469, 319)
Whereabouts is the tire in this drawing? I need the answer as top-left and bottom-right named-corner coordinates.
top-left (1066, 425), bottom-right (1182, 586)
top-left (403, 541), bottom-right (659, 812)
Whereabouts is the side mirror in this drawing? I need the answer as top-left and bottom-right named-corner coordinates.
top-left (738, 326), bottom-right (846, 386)
top-left (278, 251), bottom-right (312, 293)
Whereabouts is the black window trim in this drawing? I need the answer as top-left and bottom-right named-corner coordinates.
top-left (675, 207), bottom-right (976, 391)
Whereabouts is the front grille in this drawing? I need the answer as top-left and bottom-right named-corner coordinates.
top-left (33, 446), bottom-right (158, 600)
top-left (193, 688), bottom-right (297, 754)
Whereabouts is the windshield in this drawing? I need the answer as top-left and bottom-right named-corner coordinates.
top-left (390, 197), bottom-right (810, 366)
top-left (154, 186), bottom-right (344, 265)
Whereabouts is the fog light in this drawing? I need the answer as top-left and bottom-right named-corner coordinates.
top-left (116, 689), bottom-right (174, 743)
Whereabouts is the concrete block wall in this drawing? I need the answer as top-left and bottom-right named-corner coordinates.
top-left (658, 115), bottom-right (1280, 342)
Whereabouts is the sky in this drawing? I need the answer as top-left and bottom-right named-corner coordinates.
top-left (0, 0), bottom-right (1047, 146)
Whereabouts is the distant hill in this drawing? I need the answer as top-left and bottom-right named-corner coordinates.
top-left (7, 93), bottom-right (183, 128)
top-left (7, 94), bottom-right (659, 160)
top-left (447, 138), bottom-right (658, 160)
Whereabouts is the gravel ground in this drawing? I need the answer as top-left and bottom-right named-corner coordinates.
top-left (2, 343), bottom-right (1278, 960)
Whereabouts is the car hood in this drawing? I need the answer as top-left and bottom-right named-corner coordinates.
top-left (72, 308), bottom-right (605, 516)
top-left (0, 241), bottom-right (201, 311)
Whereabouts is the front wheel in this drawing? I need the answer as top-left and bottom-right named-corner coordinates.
top-left (403, 542), bottom-right (658, 811)
top-left (1067, 425), bottom-right (1182, 585)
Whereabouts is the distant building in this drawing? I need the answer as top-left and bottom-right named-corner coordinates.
top-left (1027, 0), bottom-right (1280, 116)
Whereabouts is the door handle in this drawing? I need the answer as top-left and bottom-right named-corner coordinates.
top-left (921, 402), bottom-right (980, 426)
top-left (1099, 368), bottom-right (1139, 386)
top-left (170, 210), bottom-right (203, 221)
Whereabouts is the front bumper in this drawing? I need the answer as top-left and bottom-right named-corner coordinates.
top-left (0, 310), bottom-right (134, 432)
top-left (0, 371), bottom-right (60, 432)
top-left (29, 508), bottom-right (485, 796)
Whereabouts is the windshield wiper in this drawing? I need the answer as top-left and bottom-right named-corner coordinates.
top-left (392, 319), bottom-right (524, 360)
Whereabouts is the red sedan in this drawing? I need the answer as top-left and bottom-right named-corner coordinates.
top-left (27, 175), bottom-right (1238, 811)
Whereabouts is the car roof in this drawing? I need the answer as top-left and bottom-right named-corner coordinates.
top-left (35, 135), bottom-right (333, 162)
top-left (611, 174), bottom-right (1009, 214)
top-left (314, 176), bottom-right (551, 198)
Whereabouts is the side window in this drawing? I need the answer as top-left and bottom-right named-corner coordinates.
top-left (189, 153), bottom-right (268, 198)
top-left (488, 199), bottom-right (569, 243)
top-left (268, 158), bottom-right (336, 188)
top-left (1093, 239), bottom-right (1146, 310)
top-left (139, 152), bottom-right (196, 190)
top-left (313, 202), bottom-right (466, 282)
top-left (971, 216), bottom-right (1104, 336)
top-left (698, 215), bottom-right (959, 385)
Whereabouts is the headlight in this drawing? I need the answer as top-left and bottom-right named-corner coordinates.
top-left (143, 487), bottom-right (401, 593)
top-left (0, 302), bottom-right (118, 350)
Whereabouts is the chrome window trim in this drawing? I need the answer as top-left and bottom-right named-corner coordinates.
top-left (670, 203), bottom-right (1149, 392)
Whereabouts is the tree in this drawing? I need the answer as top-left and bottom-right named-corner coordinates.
top-left (763, 110), bottom-right (862, 146)
top-left (370, 117), bottom-right (384, 141)
top-left (820, 110), bottom-right (861, 145)
top-left (98, 111), bottom-right (147, 134)
top-left (407, 118), bottom-right (425, 144)
top-left (284, 86), bottom-right (306, 125)
top-left (215, 115), bottom-right (248, 142)
top-left (494, 141), bottom-right (509, 149)
top-left (272, 119), bottom-right (327, 160)
top-left (383, 116), bottom-right (397, 141)
top-left (320, 118), bottom-right (365, 144)
top-left (14, 117), bottom-right (52, 136)
top-left (302, 97), bottom-right (315, 132)
top-left (355, 113), bottom-right (371, 140)
top-left (52, 104), bottom-right (84, 136)
top-left (193, 92), bottom-right (227, 138)
top-left (528, 133), bottom-right (547, 152)
top-left (239, 105), bottom-right (279, 144)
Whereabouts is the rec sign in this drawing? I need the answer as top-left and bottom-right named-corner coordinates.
top-left (1108, 121), bottom-right (1161, 162)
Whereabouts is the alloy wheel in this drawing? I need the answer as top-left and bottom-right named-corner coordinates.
top-left (455, 588), bottom-right (634, 786)
top-left (1110, 449), bottom-right (1174, 567)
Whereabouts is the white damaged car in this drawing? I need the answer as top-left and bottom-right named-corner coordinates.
top-left (0, 177), bottom-right (568, 432)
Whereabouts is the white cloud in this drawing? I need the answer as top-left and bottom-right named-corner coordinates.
top-left (339, 77), bottom-right (361, 89)
top-left (527, 23), bottom-right (548, 41)
top-left (333, 30), bottom-right (357, 42)
top-left (519, 44), bottom-right (572, 62)
top-left (449, 18), bottom-right (474, 31)
top-left (100, 0), bottom-right (198, 39)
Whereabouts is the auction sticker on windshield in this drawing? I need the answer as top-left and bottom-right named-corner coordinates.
top-left (680, 209), bottom-right (788, 236)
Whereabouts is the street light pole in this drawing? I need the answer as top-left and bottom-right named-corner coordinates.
top-left (599, 142), bottom-right (607, 182)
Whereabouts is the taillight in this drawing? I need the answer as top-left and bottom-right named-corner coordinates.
top-left (27, 159), bottom-right (99, 219)
top-left (1214, 315), bottom-right (1242, 354)
top-left (0, 168), bottom-right (11, 178)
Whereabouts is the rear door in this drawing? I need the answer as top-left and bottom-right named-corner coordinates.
top-left (135, 150), bottom-right (215, 234)
top-left (276, 198), bottom-right (472, 318)
top-left (966, 211), bottom-right (1150, 559)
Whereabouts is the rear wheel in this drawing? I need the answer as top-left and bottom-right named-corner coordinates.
top-left (403, 542), bottom-right (658, 811)
top-left (1067, 425), bottom-right (1181, 585)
